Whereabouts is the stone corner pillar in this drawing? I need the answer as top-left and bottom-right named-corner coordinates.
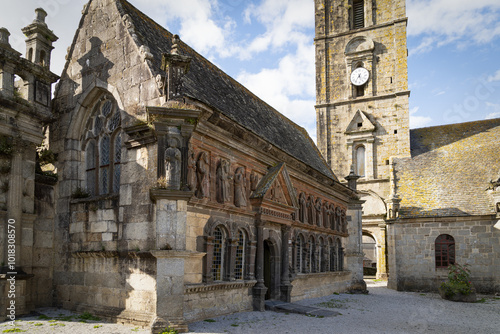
top-left (252, 221), bottom-right (267, 311)
top-left (149, 189), bottom-right (194, 333)
top-left (345, 198), bottom-right (366, 292)
top-left (385, 220), bottom-right (401, 291)
top-left (150, 250), bottom-right (198, 334)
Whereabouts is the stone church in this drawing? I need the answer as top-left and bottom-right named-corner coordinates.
top-left (0, 0), bottom-right (366, 332)
top-left (315, 0), bottom-right (500, 293)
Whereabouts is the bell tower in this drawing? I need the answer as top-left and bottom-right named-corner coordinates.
top-left (315, 0), bottom-right (410, 198)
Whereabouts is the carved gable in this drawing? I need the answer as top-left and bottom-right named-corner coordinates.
top-left (250, 162), bottom-right (298, 210)
top-left (345, 110), bottom-right (376, 134)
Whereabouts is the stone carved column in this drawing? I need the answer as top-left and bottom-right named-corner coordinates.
top-left (252, 222), bottom-right (267, 311)
top-left (345, 197), bottom-right (366, 292)
top-left (280, 225), bottom-right (292, 302)
top-left (247, 240), bottom-right (257, 280)
top-left (203, 236), bottom-right (214, 283)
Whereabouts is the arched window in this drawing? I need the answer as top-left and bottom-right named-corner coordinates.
top-left (308, 236), bottom-right (315, 273)
top-left (329, 238), bottom-right (336, 271)
top-left (337, 239), bottom-right (344, 271)
top-left (295, 234), bottom-right (304, 273)
top-left (355, 145), bottom-right (365, 177)
top-left (85, 140), bottom-right (96, 196)
top-left (39, 50), bottom-right (46, 66)
top-left (84, 97), bottom-right (121, 196)
top-left (318, 238), bottom-right (325, 272)
top-left (212, 226), bottom-right (226, 281)
top-left (234, 230), bottom-right (246, 280)
top-left (435, 234), bottom-right (455, 268)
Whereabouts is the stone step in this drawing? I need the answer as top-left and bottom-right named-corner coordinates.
top-left (264, 300), bottom-right (340, 317)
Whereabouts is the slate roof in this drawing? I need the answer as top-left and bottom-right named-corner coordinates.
top-left (395, 118), bottom-right (500, 218)
top-left (114, 0), bottom-right (336, 181)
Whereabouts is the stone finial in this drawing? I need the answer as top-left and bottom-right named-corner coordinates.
top-left (345, 165), bottom-right (360, 190)
top-left (0, 28), bottom-right (10, 46)
top-left (171, 34), bottom-right (180, 55)
top-left (34, 8), bottom-right (48, 25)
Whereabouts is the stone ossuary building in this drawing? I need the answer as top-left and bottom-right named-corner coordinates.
top-left (0, 0), bottom-right (366, 332)
top-left (315, 0), bottom-right (500, 293)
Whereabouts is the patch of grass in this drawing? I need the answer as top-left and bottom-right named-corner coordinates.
top-left (56, 315), bottom-right (75, 321)
top-left (476, 298), bottom-right (487, 303)
top-left (420, 293), bottom-right (426, 296)
top-left (131, 328), bottom-right (140, 332)
top-left (37, 314), bottom-right (51, 320)
top-left (78, 312), bottom-right (101, 321)
top-left (203, 319), bottom-right (216, 323)
top-left (317, 299), bottom-right (347, 309)
top-left (48, 319), bottom-right (57, 323)
top-left (34, 323), bottom-right (43, 327)
top-left (94, 325), bottom-right (103, 329)
top-left (2, 329), bottom-right (26, 333)
top-left (231, 324), bottom-right (239, 327)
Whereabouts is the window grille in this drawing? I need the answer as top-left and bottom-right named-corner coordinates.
top-left (234, 230), bottom-right (245, 280)
top-left (212, 227), bottom-right (225, 281)
top-left (84, 97), bottom-right (121, 196)
top-left (435, 234), bottom-right (455, 268)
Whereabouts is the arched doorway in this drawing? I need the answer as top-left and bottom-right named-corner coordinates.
top-left (362, 233), bottom-right (377, 277)
top-left (263, 239), bottom-right (279, 300)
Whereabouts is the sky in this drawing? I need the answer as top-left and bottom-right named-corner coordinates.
top-left (1, 0), bottom-right (500, 143)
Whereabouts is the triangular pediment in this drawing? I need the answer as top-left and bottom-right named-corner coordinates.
top-left (345, 110), bottom-right (376, 134)
top-left (250, 162), bottom-right (298, 209)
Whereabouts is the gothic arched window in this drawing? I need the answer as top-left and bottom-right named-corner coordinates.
top-left (234, 229), bottom-right (246, 280)
top-left (435, 234), bottom-right (455, 268)
top-left (295, 234), bottom-right (305, 274)
top-left (84, 97), bottom-right (121, 196)
top-left (212, 226), bottom-right (226, 281)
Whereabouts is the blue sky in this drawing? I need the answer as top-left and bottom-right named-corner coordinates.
top-left (2, 0), bottom-right (500, 143)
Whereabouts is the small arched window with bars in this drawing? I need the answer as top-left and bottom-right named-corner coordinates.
top-left (234, 230), bottom-right (246, 280)
top-left (212, 226), bottom-right (226, 281)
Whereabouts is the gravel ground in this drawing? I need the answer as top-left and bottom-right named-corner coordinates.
top-left (2, 280), bottom-right (499, 334)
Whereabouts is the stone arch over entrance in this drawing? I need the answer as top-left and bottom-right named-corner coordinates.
top-left (264, 238), bottom-right (280, 300)
top-left (362, 231), bottom-right (377, 277)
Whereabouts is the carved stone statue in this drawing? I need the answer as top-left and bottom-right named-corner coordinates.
top-left (164, 138), bottom-right (181, 190)
top-left (250, 171), bottom-right (259, 191)
top-left (315, 198), bottom-right (322, 227)
top-left (196, 152), bottom-right (209, 198)
top-left (234, 167), bottom-right (247, 207)
top-left (307, 196), bottom-right (315, 225)
top-left (299, 192), bottom-right (307, 223)
top-left (187, 148), bottom-right (196, 191)
top-left (216, 159), bottom-right (231, 203)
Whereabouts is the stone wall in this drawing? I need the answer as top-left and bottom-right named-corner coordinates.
top-left (291, 272), bottom-right (351, 302)
top-left (184, 282), bottom-right (255, 322)
top-left (387, 216), bottom-right (500, 293)
top-left (54, 252), bottom-right (156, 325)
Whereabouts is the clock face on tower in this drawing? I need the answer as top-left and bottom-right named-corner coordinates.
top-left (350, 67), bottom-right (370, 86)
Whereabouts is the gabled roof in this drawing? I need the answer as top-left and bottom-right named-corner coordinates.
top-left (395, 118), bottom-right (500, 218)
top-left (114, 0), bottom-right (336, 180)
top-left (250, 162), bottom-right (299, 208)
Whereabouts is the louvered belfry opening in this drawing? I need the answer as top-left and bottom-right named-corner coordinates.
top-left (353, 0), bottom-right (364, 29)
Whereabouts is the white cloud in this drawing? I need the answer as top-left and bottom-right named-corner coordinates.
top-left (134, 0), bottom-right (240, 59)
top-left (485, 102), bottom-right (500, 119)
top-left (243, 0), bottom-right (314, 55)
top-left (487, 70), bottom-right (500, 82)
top-left (237, 43), bottom-right (317, 141)
top-left (407, 0), bottom-right (500, 54)
top-left (409, 107), bottom-right (432, 128)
